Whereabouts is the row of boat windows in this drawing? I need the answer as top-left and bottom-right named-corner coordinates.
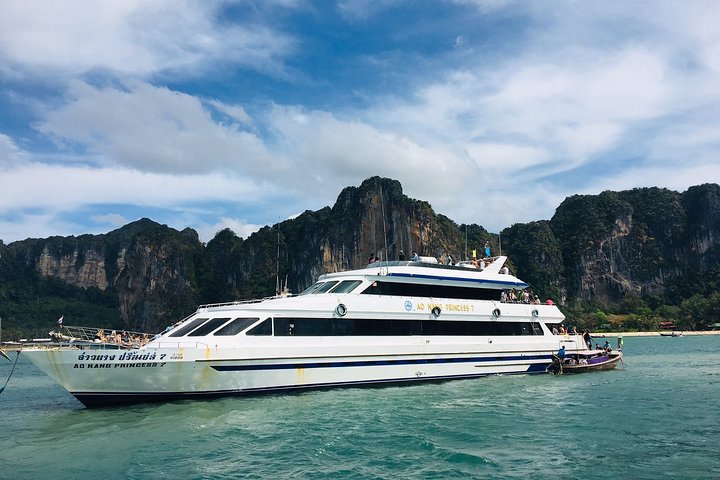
top-left (168, 316), bottom-right (544, 338)
top-left (300, 280), bottom-right (502, 301)
top-left (362, 281), bottom-right (501, 301)
top-left (299, 280), bottom-right (363, 295)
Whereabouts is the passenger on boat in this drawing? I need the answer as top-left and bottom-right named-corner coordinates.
top-left (554, 346), bottom-right (566, 361)
top-left (445, 253), bottom-right (454, 265)
top-left (533, 295), bottom-right (541, 305)
top-left (552, 325), bottom-right (559, 335)
top-left (411, 251), bottom-right (419, 261)
top-left (521, 290), bottom-right (530, 303)
top-left (500, 290), bottom-right (508, 302)
top-left (603, 340), bottom-right (612, 352)
top-left (545, 298), bottom-right (554, 305)
top-left (583, 329), bottom-right (592, 349)
top-left (484, 240), bottom-right (491, 258)
top-left (398, 250), bottom-right (406, 261)
top-left (94, 329), bottom-right (107, 343)
top-left (501, 265), bottom-right (509, 275)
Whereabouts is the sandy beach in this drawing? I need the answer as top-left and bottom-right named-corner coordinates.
top-left (590, 330), bottom-right (720, 337)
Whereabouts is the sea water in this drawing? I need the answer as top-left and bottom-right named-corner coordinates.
top-left (1, 336), bottom-right (718, 480)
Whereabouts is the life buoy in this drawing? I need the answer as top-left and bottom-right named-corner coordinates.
top-left (335, 303), bottom-right (347, 317)
top-left (532, 309), bottom-right (539, 317)
top-left (492, 308), bottom-right (501, 318)
top-left (431, 306), bottom-right (441, 318)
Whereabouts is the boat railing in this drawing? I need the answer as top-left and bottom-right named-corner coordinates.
top-left (147, 341), bottom-right (210, 350)
top-left (367, 256), bottom-right (504, 271)
top-left (48, 325), bottom-right (153, 350)
top-left (197, 293), bottom-right (294, 310)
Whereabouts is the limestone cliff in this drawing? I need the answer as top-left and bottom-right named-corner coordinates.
top-left (543, 184), bottom-right (720, 304)
top-left (1, 178), bottom-right (718, 336)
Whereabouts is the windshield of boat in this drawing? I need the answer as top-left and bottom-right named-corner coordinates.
top-left (300, 280), bottom-right (361, 295)
top-left (328, 280), bottom-right (362, 293)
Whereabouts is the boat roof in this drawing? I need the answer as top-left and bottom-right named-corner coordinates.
top-left (319, 255), bottom-right (528, 289)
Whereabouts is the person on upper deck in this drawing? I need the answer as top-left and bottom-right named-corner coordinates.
top-left (484, 240), bottom-right (491, 258)
top-left (411, 250), bottom-right (419, 261)
top-left (398, 250), bottom-right (406, 261)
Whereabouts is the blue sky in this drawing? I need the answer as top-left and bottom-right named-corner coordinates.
top-left (1, 1), bottom-right (719, 243)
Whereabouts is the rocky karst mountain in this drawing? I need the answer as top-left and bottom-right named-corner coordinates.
top-left (1, 177), bottom-right (718, 336)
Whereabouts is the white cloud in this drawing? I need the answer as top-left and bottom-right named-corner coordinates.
top-left (36, 81), bottom-right (278, 175)
top-left (2, 1), bottom-right (720, 243)
top-left (91, 213), bottom-right (131, 228)
top-left (0, 133), bottom-right (30, 168)
top-left (0, 212), bottom-right (82, 243)
top-left (0, 0), bottom-right (296, 77)
top-left (0, 163), bottom-right (272, 213)
top-left (195, 217), bottom-right (264, 243)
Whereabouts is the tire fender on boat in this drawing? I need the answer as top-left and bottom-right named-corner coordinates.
top-left (431, 306), bottom-right (441, 318)
top-left (335, 303), bottom-right (347, 317)
top-left (532, 309), bottom-right (539, 317)
top-left (492, 308), bottom-right (501, 318)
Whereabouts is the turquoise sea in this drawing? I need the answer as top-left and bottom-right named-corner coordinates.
top-left (1, 335), bottom-right (718, 480)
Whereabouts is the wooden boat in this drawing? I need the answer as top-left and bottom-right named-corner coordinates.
top-left (548, 350), bottom-right (623, 374)
top-left (659, 331), bottom-right (683, 337)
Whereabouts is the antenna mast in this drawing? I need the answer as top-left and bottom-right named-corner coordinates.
top-left (275, 225), bottom-right (280, 295)
top-left (379, 183), bottom-right (388, 260)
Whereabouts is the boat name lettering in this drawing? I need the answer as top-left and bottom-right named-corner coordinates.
top-left (443, 303), bottom-right (473, 312)
top-left (413, 303), bottom-right (473, 312)
top-left (76, 351), bottom-right (158, 362)
top-left (117, 352), bottom-right (157, 361)
top-left (73, 362), bottom-right (166, 369)
top-left (76, 353), bottom-right (116, 361)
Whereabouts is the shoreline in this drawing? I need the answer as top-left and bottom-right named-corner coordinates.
top-left (589, 330), bottom-right (720, 337)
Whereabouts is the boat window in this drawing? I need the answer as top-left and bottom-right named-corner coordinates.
top-left (313, 281), bottom-right (339, 294)
top-left (298, 282), bottom-right (324, 296)
top-left (187, 317), bottom-right (232, 336)
top-left (328, 280), bottom-right (362, 294)
top-left (246, 318), bottom-right (272, 336)
top-left (531, 322), bottom-right (543, 335)
top-left (270, 318), bottom-right (539, 336)
top-left (360, 281), bottom-right (501, 301)
top-left (168, 317), bottom-right (209, 337)
top-left (214, 317), bottom-right (261, 336)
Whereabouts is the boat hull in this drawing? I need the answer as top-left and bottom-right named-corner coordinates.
top-left (22, 337), bottom-right (567, 407)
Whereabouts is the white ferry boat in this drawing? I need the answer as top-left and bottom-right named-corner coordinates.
top-left (18, 256), bottom-right (586, 407)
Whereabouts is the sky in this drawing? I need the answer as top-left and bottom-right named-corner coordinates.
top-left (1, 1), bottom-right (719, 243)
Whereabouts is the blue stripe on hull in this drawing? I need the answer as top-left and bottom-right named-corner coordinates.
top-left (210, 354), bottom-right (552, 372)
top-left (71, 363), bottom-right (551, 408)
top-left (386, 272), bottom-right (528, 288)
